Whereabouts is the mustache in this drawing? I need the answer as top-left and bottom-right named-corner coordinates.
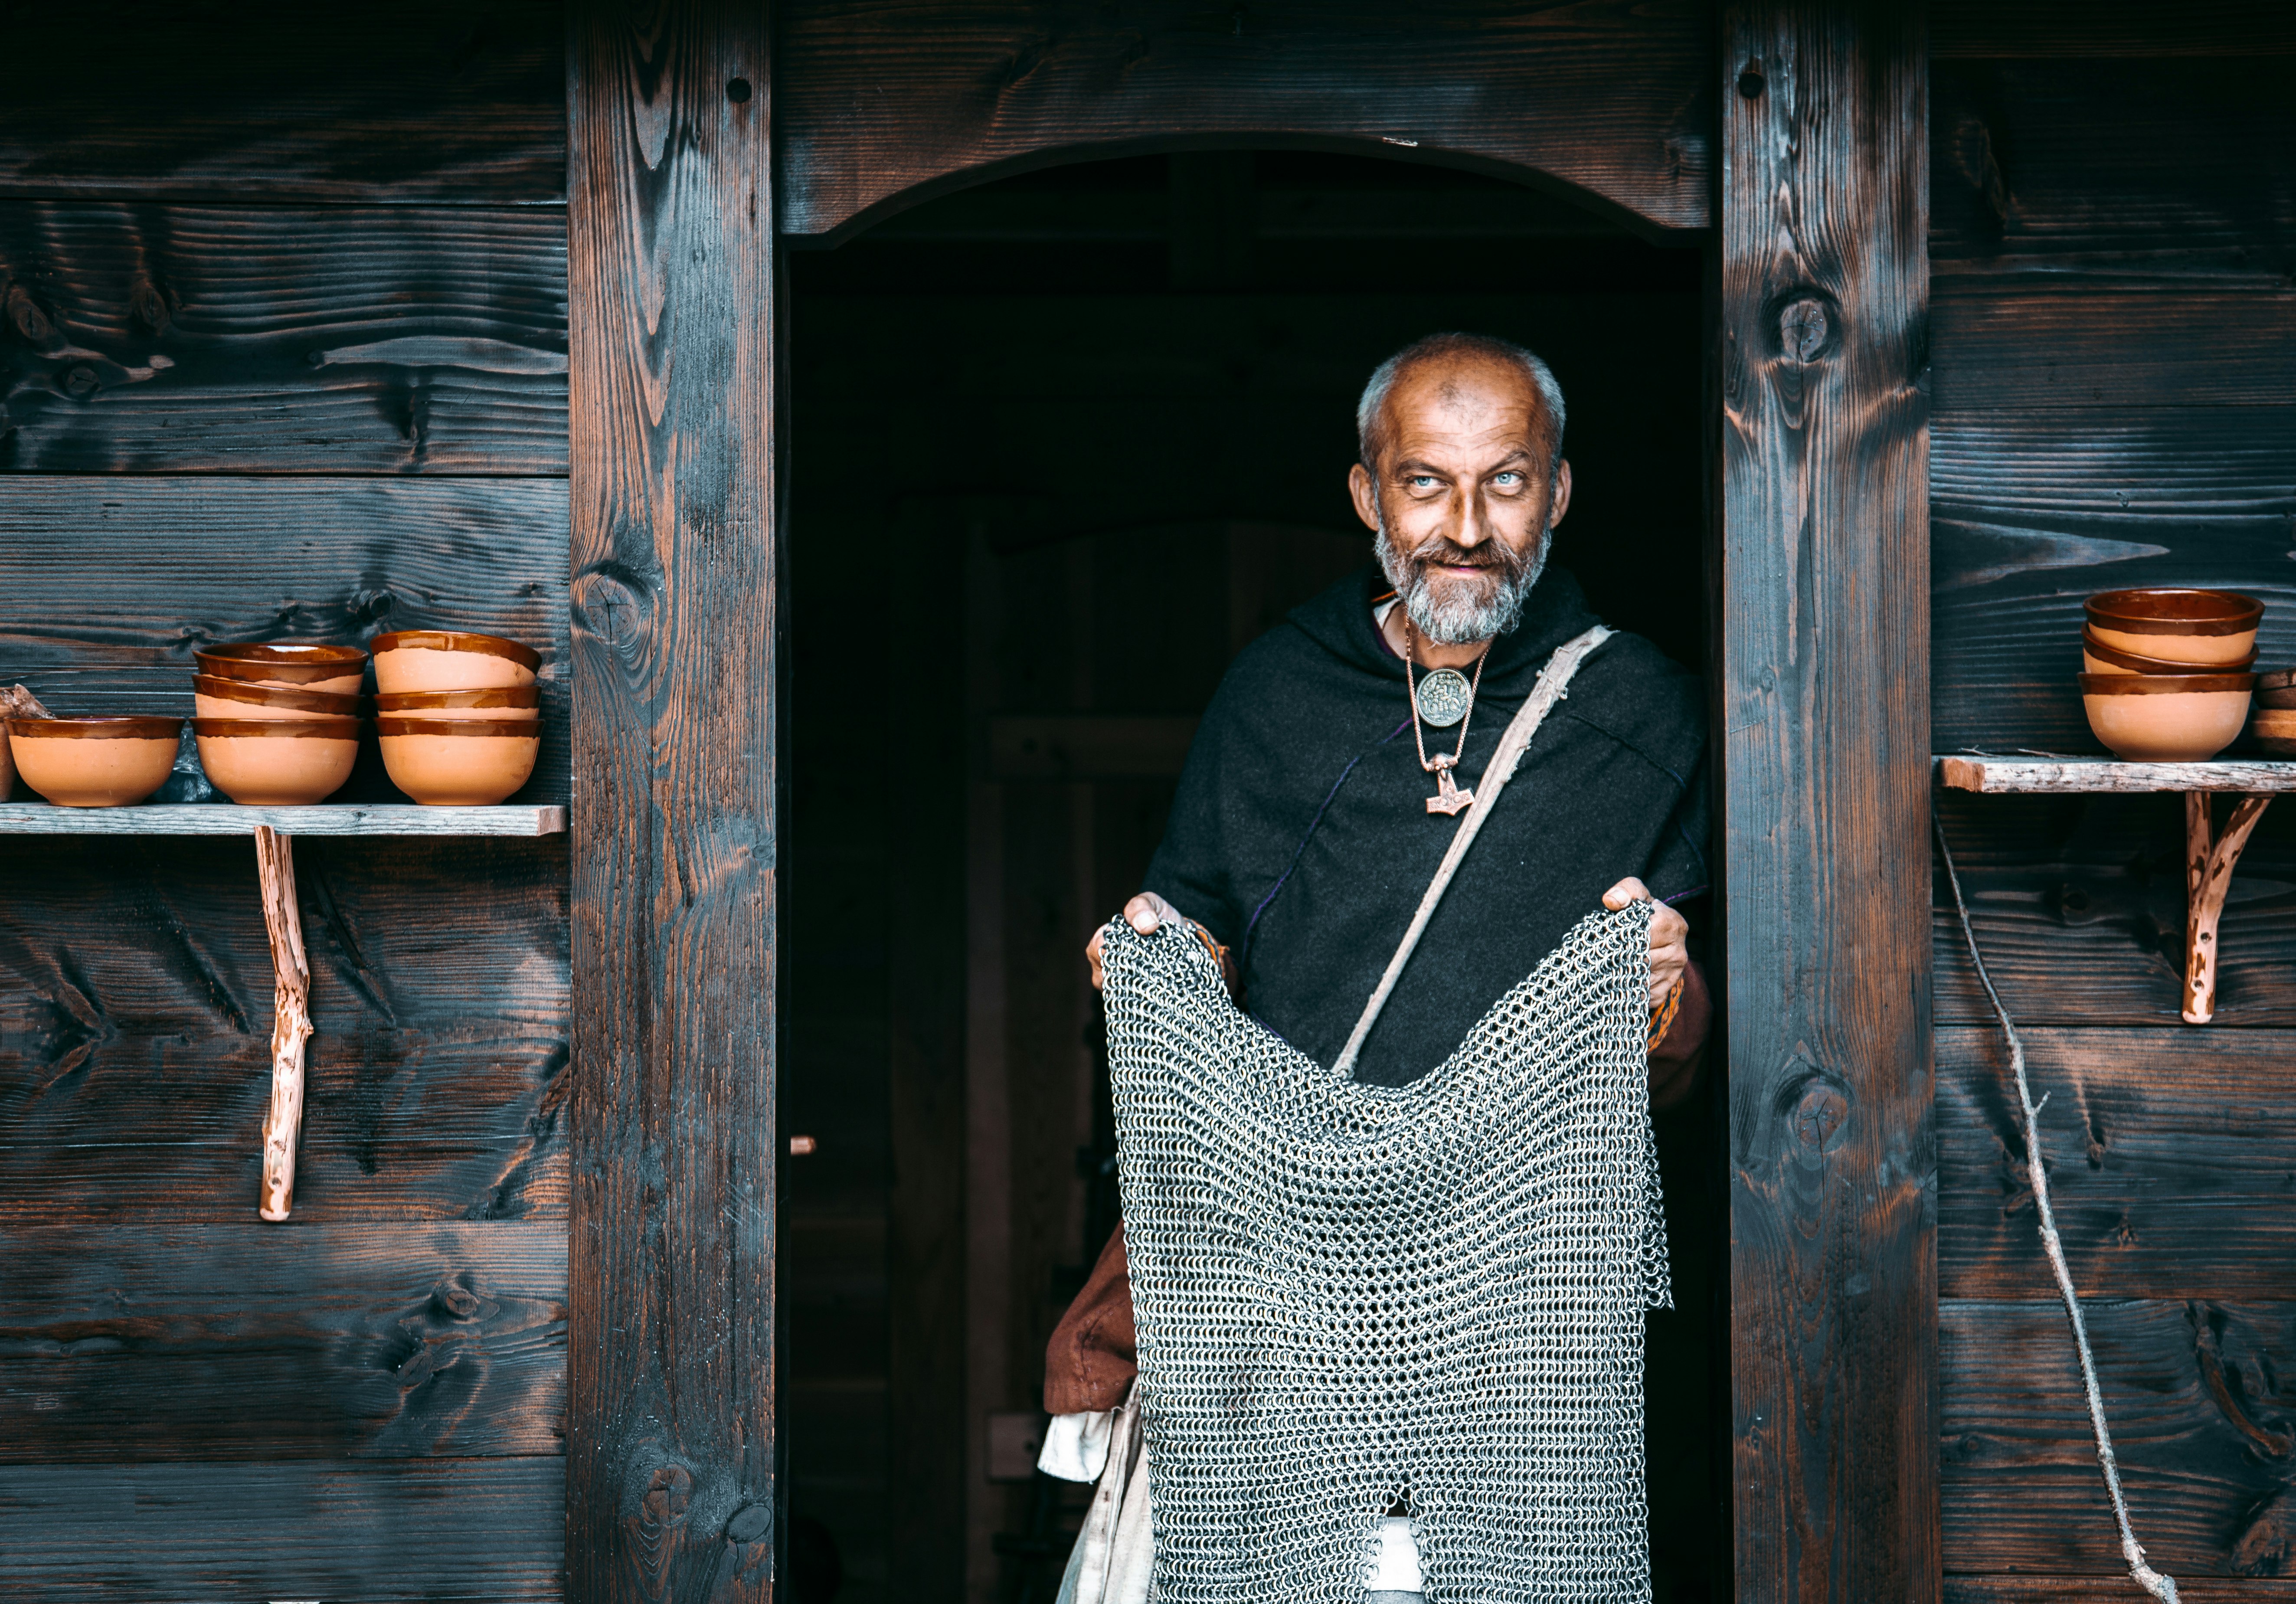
top-left (1397, 536), bottom-right (1531, 580)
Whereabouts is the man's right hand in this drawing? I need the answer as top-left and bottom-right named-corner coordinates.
top-left (1086, 893), bottom-right (1183, 990)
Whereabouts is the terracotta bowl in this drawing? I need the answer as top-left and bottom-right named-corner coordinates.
top-left (371, 631), bottom-right (540, 694)
top-left (377, 716), bottom-right (540, 805)
top-left (7, 716), bottom-right (183, 807)
top-left (2079, 671), bottom-right (2254, 761)
top-left (2252, 707), bottom-right (2296, 756)
top-left (193, 674), bottom-right (364, 722)
top-left (193, 717), bottom-right (363, 806)
top-left (195, 642), bottom-right (369, 696)
top-left (2082, 626), bottom-right (2257, 678)
top-left (2256, 668), bottom-right (2296, 710)
top-left (373, 685), bottom-right (540, 721)
top-left (2084, 589), bottom-right (2263, 668)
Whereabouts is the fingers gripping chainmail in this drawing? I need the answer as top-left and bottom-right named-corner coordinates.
top-left (1099, 904), bottom-right (1670, 1603)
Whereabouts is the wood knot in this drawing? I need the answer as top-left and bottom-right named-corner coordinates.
top-left (6, 284), bottom-right (52, 343)
top-left (1794, 1084), bottom-right (1849, 1152)
top-left (1737, 62), bottom-right (1766, 99)
top-left (726, 1502), bottom-right (772, 1545)
top-left (1779, 298), bottom-right (1830, 363)
top-left (132, 280), bottom-right (172, 335)
top-left (61, 364), bottom-right (99, 398)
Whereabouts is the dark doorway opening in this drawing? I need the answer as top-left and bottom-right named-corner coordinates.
top-left (779, 150), bottom-right (1720, 1604)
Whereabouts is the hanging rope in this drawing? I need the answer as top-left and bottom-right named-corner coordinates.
top-left (1934, 816), bottom-right (2180, 1604)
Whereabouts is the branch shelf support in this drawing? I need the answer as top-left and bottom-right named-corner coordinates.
top-left (1939, 756), bottom-right (2296, 1026)
top-left (253, 825), bottom-right (314, 1221)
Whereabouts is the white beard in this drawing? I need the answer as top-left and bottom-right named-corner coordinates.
top-left (1375, 514), bottom-right (1549, 645)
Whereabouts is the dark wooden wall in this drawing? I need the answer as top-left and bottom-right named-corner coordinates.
top-left (1929, 3), bottom-right (2296, 1596)
top-left (0, 7), bottom-right (571, 1599)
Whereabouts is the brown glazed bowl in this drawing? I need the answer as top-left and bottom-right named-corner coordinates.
top-left (193, 717), bottom-right (362, 805)
top-left (195, 642), bottom-right (370, 696)
top-left (7, 716), bottom-right (183, 806)
top-left (2256, 668), bottom-right (2296, 710)
top-left (371, 631), bottom-right (541, 694)
top-left (193, 674), bottom-right (364, 722)
top-left (2082, 626), bottom-right (2257, 677)
top-left (2084, 589), bottom-right (2263, 667)
top-left (377, 716), bottom-right (540, 805)
top-left (373, 685), bottom-right (540, 720)
top-left (2079, 671), bottom-right (2254, 761)
top-left (2252, 707), bottom-right (2296, 756)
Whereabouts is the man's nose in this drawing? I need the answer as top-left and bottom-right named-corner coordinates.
top-left (1449, 488), bottom-right (1491, 549)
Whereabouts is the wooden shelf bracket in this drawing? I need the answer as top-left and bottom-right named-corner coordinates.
top-left (252, 825), bottom-right (313, 1221)
top-left (1939, 756), bottom-right (2296, 1025)
top-left (2183, 792), bottom-right (2272, 1025)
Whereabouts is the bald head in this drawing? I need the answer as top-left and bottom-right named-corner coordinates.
top-left (1356, 333), bottom-right (1565, 484)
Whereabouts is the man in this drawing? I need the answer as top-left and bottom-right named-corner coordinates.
top-left (1042, 332), bottom-right (1711, 1598)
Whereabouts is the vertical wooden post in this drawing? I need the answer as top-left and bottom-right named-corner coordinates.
top-left (253, 825), bottom-right (312, 1222)
top-left (1720, 4), bottom-right (1935, 1602)
top-left (567, 3), bottom-right (778, 1598)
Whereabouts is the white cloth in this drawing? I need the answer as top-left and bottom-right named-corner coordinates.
top-left (1039, 1408), bottom-right (1115, 1484)
top-left (1368, 1516), bottom-right (1426, 1591)
top-left (1053, 1388), bottom-right (1153, 1604)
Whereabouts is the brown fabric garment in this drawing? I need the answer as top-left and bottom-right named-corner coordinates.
top-left (1044, 959), bottom-right (1711, 1414)
top-left (1044, 1221), bottom-right (1138, 1414)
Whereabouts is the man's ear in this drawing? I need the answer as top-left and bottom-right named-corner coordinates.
top-left (1547, 459), bottom-right (1573, 528)
top-left (1348, 462), bottom-right (1381, 533)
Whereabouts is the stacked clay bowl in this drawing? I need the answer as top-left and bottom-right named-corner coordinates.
top-left (5, 716), bottom-right (183, 806)
top-left (2252, 668), bottom-right (2296, 756)
top-left (191, 643), bottom-right (368, 804)
top-left (2078, 589), bottom-right (2261, 761)
top-left (372, 631), bottom-right (541, 805)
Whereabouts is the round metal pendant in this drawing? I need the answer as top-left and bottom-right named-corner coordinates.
top-left (1414, 668), bottom-right (1474, 728)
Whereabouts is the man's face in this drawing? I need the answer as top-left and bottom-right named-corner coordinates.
top-left (1347, 356), bottom-right (1572, 645)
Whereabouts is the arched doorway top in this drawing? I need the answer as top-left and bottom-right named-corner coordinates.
top-left (775, 2), bottom-right (1713, 244)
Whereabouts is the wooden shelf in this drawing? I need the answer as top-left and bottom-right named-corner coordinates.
top-left (1937, 756), bottom-right (2296, 794)
top-left (0, 802), bottom-right (566, 836)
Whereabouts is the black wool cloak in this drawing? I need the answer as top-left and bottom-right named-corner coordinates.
top-left (1143, 562), bottom-right (1710, 1087)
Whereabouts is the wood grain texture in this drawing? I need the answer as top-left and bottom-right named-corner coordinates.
top-left (1948, 1583), bottom-right (2296, 1602)
top-left (775, 0), bottom-right (1713, 241)
top-left (1938, 1026), bottom-right (2296, 1301)
top-left (0, 1221), bottom-right (563, 1460)
top-left (1942, 1299), bottom-right (2296, 1578)
top-left (1939, 759), bottom-right (2296, 795)
top-left (0, 834), bottom-right (568, 1221)
top-left (0, 1458), bottom-right (564, 1600)
top-left (1933, 292), bottom-right (2296, 411)
top-left (0, 2), bottom-right (565, 203)
top-left (1931, 406), bottom-right (2296, 755)
top-left (1931, 1), bottom-right (2296, 58)
top-left (0, 802), bottom-right (566, 834)
top-left (1720, 7), bottom-right (1935, 1601)
top-left (1933, 790), bottom-right (2296, 1029)
top-left (1933, 59), bottom-right (2296, 289)
top-left (0, 475), bottom-right (569, 805)
top-left (0, 203), bottom-right (567, 473)
top-left (567, 3), bottom-right (777, 1597)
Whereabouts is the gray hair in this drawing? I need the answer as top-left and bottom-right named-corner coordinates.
top-left (1355, 332), bottom-right (1567, 483)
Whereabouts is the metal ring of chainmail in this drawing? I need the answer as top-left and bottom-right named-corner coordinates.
top-left (1099, 902), bottom-right (1671, 1603)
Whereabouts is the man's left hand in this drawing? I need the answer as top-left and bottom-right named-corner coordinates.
top-left (1602, 877), bottom-right (1688, 1009)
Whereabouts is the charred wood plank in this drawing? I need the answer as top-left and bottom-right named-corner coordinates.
top-left (1932, 2), bottom-right (2296, 58)
top-left (1934, 292), bottom-right (2296, 411)
top-left (1932, 792), bottom-right (2296, 1028)
top-left (1948, 1582), bottom-right (2296, 1601)
top-left (0, 1221), bottom-right (563, 1460)
top-left (0, 203), bottom-right (567, 474)
top-left (0, 475), bottom-right (569, 805)
top-left (0, 1457), bottom-right (563, 1599)
top-left (1939, 1025), bottom-right (2296, 1300)
top-left (1931, 406), bottom-right (2296, 756)
top-left (0, 835), bottom-right (568, 1221)
top-left (776, 0), bottom-right (1713, 242)
top-left (1933, 60), bottom-right (2296, 290)
top-left (0, 2), bottom-right (564, 203)
top-left (1943, 1298), bottom-right (2296, 1578)
top-left (567, 2), bottom-right (777, 1597)
top-left (1721, 7), bottom-right (1934, 1601)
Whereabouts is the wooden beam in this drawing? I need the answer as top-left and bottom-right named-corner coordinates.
top-left (775, 0), bottom-right (1713, 242)
top-left (0, 803), bottom-right (566, 835)
top-left (1938, 758), bottom-right (2296, 794)
top-left (1720, 5), bottom-right (1934, 1601)
top-left (567, 3), bottom-right (777, 1598)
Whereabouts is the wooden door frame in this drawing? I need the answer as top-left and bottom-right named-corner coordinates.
top-left (561, 3), bottom-right (1935, 1599)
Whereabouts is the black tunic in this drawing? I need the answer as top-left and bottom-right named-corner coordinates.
top-left (1144, 563), bottom-right (1710, 1087)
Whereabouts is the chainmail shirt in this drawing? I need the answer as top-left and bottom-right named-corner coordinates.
top-left (1100, 903), bottom-right (1670, 1603)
